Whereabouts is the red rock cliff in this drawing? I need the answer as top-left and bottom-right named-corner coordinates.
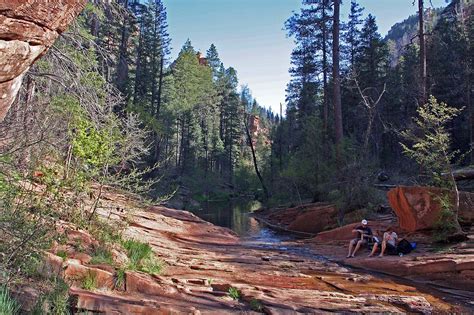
top-left (0, 0), bottom-right (86, 120)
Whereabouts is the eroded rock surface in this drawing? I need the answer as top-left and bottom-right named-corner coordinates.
top-left (0, 0), bottom-right (86, 120)
top-left (18, 187), bottom-right (464, 314)
top-left (388, 186), bottom-right (474, 232)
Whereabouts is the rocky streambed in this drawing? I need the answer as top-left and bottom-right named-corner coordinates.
top-left (14, 188), bottom-right (473, 314)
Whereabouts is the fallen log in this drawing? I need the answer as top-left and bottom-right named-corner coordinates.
top-left (442, 169), bottom-right (474, 181)
top-left (373, 184), bottom-right (397, 190)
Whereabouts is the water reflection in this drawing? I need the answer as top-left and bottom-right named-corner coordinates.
top-left (189, 199), bottom-right (262, 236)
top-left (189, 199), bottom-right (298, 246)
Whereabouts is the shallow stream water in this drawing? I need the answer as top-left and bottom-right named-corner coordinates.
top-left (188, 198), bottom-right (293, 243)
top-left (188, 199), bottom-right (474, 309)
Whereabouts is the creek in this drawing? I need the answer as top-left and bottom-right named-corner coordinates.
top-left (188, 198), bottom-right (474, 310)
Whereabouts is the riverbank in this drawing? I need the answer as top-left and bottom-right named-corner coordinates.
top-left (12, 186), bottom-right (470, 313)
top-left (307, 228), bottom-right (474, 303)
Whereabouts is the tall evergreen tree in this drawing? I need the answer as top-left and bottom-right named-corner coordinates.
top-left (342, 0), bottom-right (364, 71)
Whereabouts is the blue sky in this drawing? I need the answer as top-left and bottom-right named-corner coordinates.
top-left (162, 0), bottom-right (447, 114)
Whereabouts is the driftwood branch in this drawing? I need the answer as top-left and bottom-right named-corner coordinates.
top-left (442, 168), bottom-right (474, 181)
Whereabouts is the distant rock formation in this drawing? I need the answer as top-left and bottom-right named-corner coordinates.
top-left (0, 0), bottom-right (86, 121)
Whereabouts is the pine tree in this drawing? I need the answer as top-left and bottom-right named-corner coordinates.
top-left (333, 0), bottom-right (343, 146)
top-left (342, 0), bottom-right (364, 71)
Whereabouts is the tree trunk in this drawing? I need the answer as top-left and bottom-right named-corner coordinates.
top-left (116, 0), bottom-right (129, 99)
top-left (279, 102), bottom-right (283, 171)
top-left (322, 0), bottom-right (329, 134)
top-left (332, 0), bottom-right (343, 145)
top-left (245, 115), bottom-right (270, 201)
top-left (418, 0), bottom-right (427, 105)
top-left (156, 57), bottom-right (165, 118)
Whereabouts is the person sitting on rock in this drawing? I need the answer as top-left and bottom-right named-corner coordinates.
top-left (347, 219), bottom-right (373, 258)
top-left (369, 226), bottom-right (398, 257)
top-left (368, 230), bottom-right (382, 257)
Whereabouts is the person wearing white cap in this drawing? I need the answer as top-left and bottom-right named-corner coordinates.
top-left (346, 219), bottom-right (373, 258)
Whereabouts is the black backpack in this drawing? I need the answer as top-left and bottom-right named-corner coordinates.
top-left (397, 239), bottom-right (413, 255)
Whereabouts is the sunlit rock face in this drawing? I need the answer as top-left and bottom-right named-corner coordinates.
top-left (0, 0), bottom-right (86, 120)
top-left (388, 186), bottom-right (474, 232)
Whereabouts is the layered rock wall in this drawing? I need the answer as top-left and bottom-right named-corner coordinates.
top-left (0, 0), bottom-right (86, 120)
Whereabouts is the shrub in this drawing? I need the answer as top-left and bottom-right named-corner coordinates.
top-left (433, 193), bottom-right (459, 243)
top-left (0, 286), bottom-right (19, 315)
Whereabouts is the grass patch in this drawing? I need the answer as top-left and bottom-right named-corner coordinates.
top-left (115, 268), bottom-right (126, 289)
top-left (123, 239), bottom-right (152, 266)
top-left (140, 256), bottom-right (163, 275)
top-left (0, 286), bottom-right (20, 315)
top-left (122, 239), bottom-right (164, 275)
top-left (90, 247), bottom-right (114, 265)
top-left (228, 287), bottom-right (240, 300)
top-left (82, 272), bottom-right (98, 291)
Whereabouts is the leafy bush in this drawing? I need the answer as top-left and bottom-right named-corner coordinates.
top-left (401, 96), bottom-right (464, 238)
top-left (0, 286), bottom-right (19, 315)
top-left (433, 193), bottom-right (459, 243)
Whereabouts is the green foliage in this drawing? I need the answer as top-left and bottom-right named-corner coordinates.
top-left (82, 272), bottom-right (98, 291)
top-left (401, 96), bottom-right (463, 187)
top-left (123, 239), bottom-right (152, 266)
top-left (228, 287), bottom-right (240, 300)
top-left (433, 193), bottom-right (459, 243)
top-left (115, 268), bottom-right (126, 289)
top-left (122, 239), bottom-right (163, 275)
top-left (32, 278), bottom-right (70, 315)
top-left (90, 247), bottom-right (114, 265)
top-left (56, 250), bottom-right (68, 261)
top-left (0, 286), bottom-right (19, 315)
top-left (0, 164), bottom-right (57, 281)
top-left (249, 298), bottom-right (263, 312)
top-left (140, 256), bottom-right (164, 275)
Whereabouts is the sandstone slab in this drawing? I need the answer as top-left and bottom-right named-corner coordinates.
top-left (0, 0), bottom-right (86, 120)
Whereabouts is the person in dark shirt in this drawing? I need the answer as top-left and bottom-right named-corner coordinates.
top-left (346, 219), bottom-right (373, 258)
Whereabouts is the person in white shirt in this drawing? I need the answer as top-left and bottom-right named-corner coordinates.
top-left (368, 226), bottom-right (398, 257)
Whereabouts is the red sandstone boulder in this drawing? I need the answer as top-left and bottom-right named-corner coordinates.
top-left (287, 204), bottom-right (338, 233)
top-left (388, 186), bottom-right (474, 232)
top-left (0, 0), bottom-right (86, 120)
top-left (258, 203), bottom-right (339, 234)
